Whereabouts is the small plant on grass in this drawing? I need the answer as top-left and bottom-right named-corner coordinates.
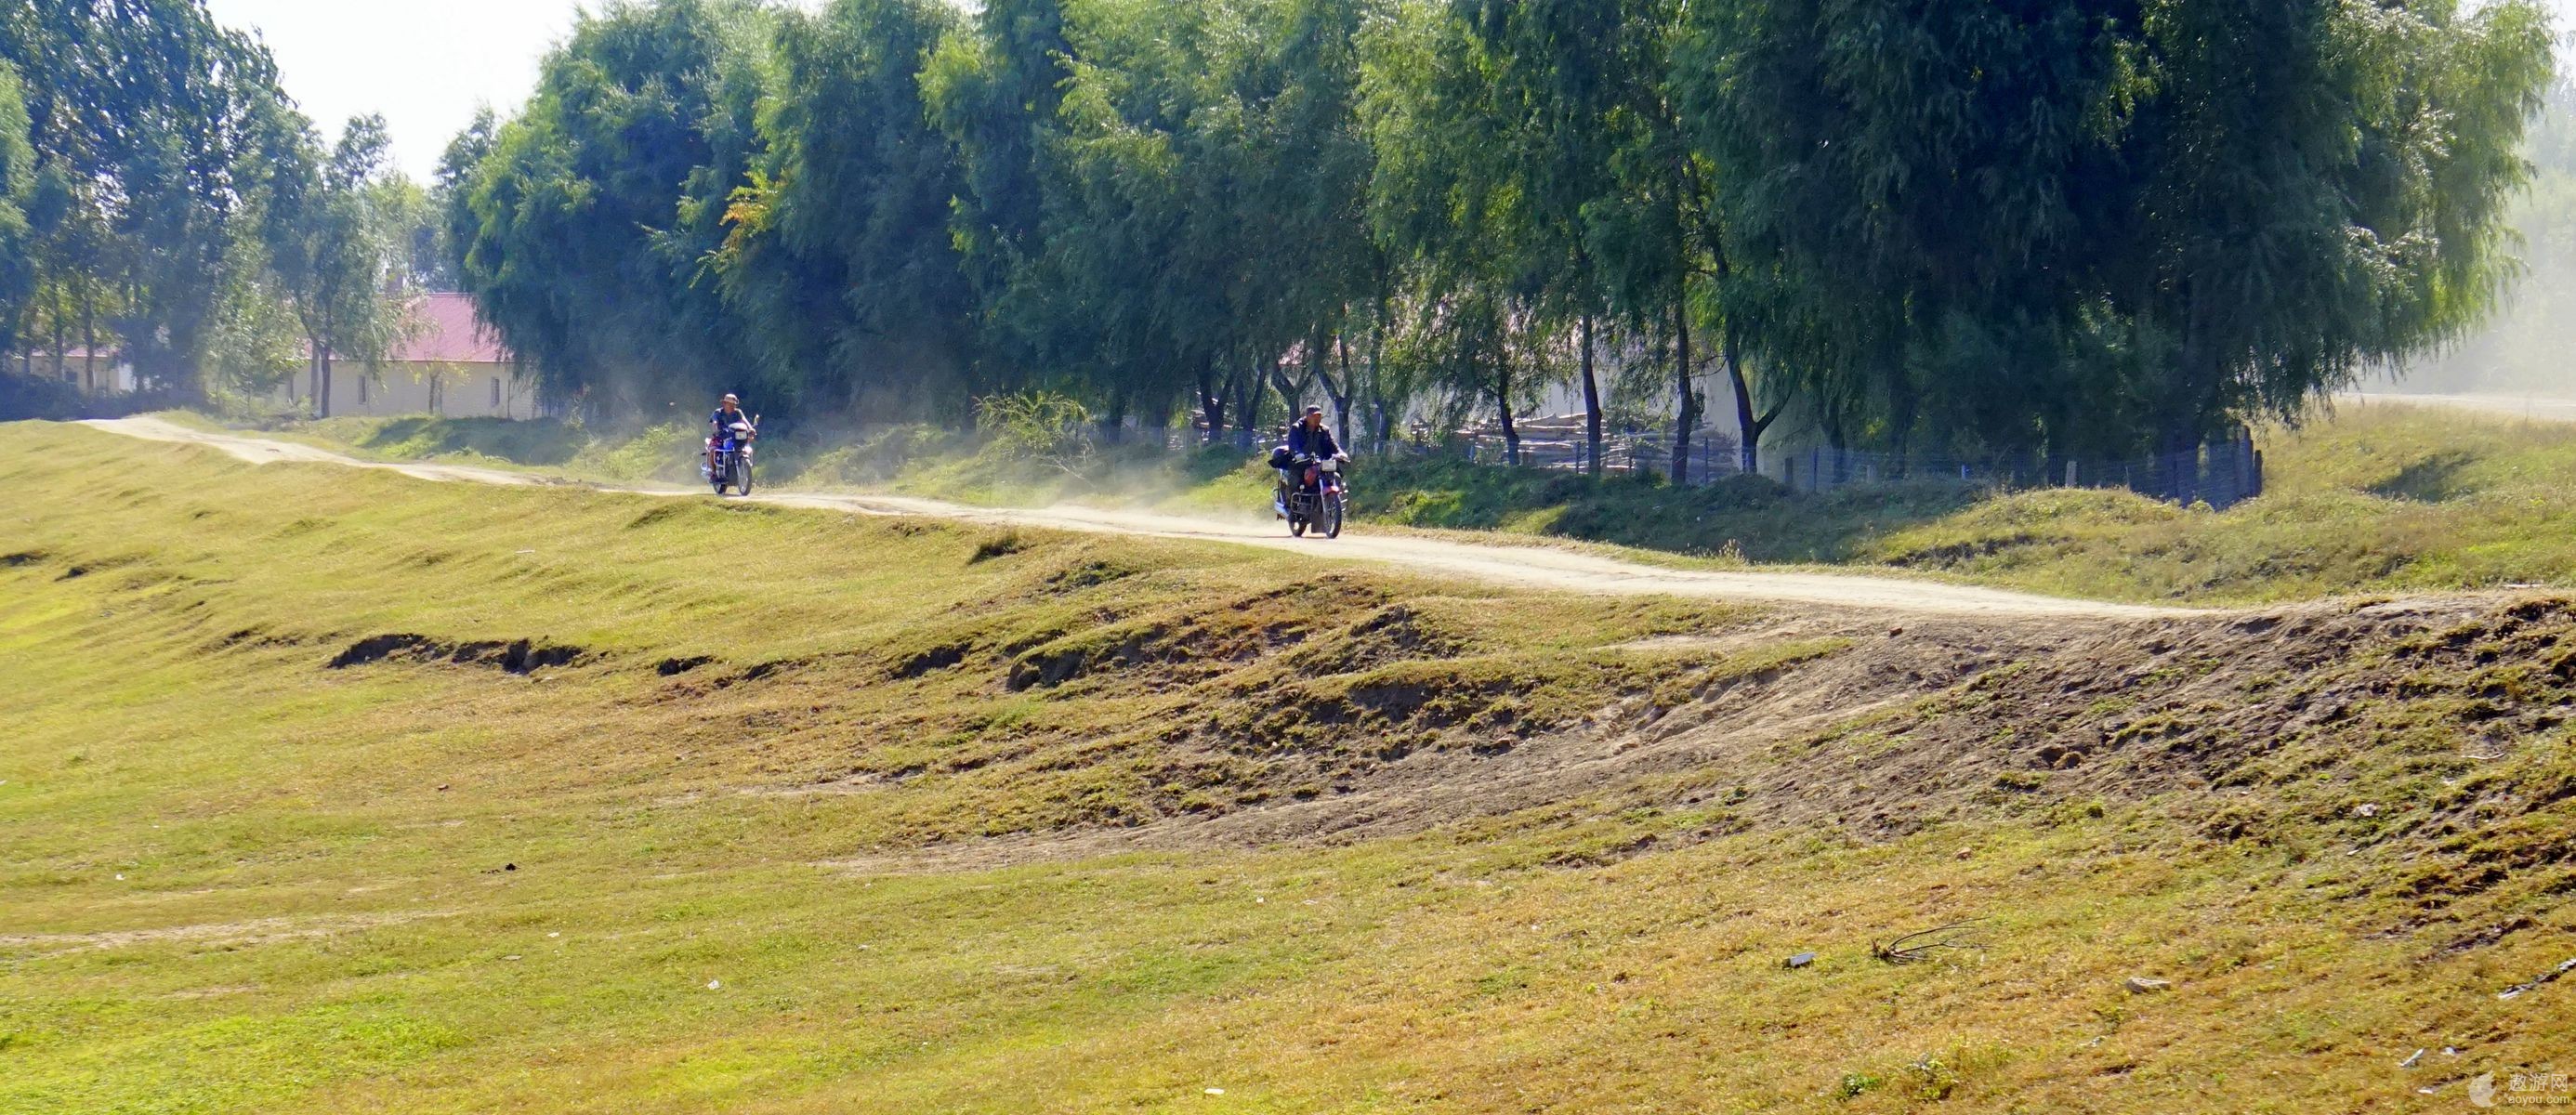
top-left (977, 390), bottom-right (1096, 476)
top-left (970, 531), bottom-right (1028, 563)
top-left (1909, 1055), bottom-right (1962, 1100)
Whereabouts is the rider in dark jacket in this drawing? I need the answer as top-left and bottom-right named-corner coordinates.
top-left (1276, 407), bottom-right (1345, 513)
top-left (1287, 406), bottom-right (1340, 460)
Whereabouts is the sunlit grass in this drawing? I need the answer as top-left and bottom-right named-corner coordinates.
top-left (6, 420), bottom-right (2573, 1112)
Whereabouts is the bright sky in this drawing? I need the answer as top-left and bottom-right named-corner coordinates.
top-left (209, 0), bottom-right (2576, 184)
top-left (202, 0), bottom-right (825, 180)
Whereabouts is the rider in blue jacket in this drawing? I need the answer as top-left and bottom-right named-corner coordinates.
top-left (706, 393), bottom-right (752, 476)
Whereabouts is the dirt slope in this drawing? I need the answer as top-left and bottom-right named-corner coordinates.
top-left (85, 415), bottom-right (2188, 620)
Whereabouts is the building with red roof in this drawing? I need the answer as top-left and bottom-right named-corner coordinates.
top-left (277, 292), bottom-right (539, 418)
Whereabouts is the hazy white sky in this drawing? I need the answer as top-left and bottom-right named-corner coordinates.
top-left (202, 0), bottom-right (822, 179)
top-left (208, 0), bottom-right (2576, 184)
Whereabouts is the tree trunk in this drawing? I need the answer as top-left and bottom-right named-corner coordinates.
top-left (319, 344), bottom-right (334, 418)
top-left (1495, 361), bottom-right (1521, 466)
top-left (1725, 321), bottom-right (1762, 474)
top-left (1099, 391), bottom-right (1127, 446)
top-left (1197, 368), bottom-right (1224, 443)
top-left (1368, 292), bottom-right (1390, 454)
top-left (1667, 155), bottom-right (1700, 485)
top-left (1327, 334), bottom-right (1356, 451)
top-left (80, 290), bottom-right (97, 394)
top-left (1237, 362), bottom-right (1265, 447)
top-left (1670, 284), bottom-right (1697, 484)
top-left (1579, 310), bottom-right (1602, 478)
top-left (2163, 281), bottom-right (2221, 502)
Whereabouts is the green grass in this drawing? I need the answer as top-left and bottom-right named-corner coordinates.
top-left (9, 420), bottom-right (2576, 1112)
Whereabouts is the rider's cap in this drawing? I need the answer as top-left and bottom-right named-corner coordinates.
top-left (1305, 405), bottom-right (1324, 415)
top-left (722, 393), bottom-right (740, 402)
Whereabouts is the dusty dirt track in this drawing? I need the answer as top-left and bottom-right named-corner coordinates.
top-left (86, 415), bottom-right (2186, 622)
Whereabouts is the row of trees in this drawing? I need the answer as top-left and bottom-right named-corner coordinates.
top-left (0, 0), bottom-right (432, 409)
top-left (442, 0), bottom-right (2556, 474)
top-left (0, 1), bottom-right (2553, 471)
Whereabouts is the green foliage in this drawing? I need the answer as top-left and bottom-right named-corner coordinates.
top-left (2402, 75), bottom-right (2576, 394)
top-left (716, 0), bottom-right (971, 417)
top-left (3, 0), bottom-right (2538, 476)
top-left (269, 113), bottom-right (422, 408)
top-left (975, 388), bottom-right (1094, 467)
top-left (0, 1), bottom-right (436, 403)
top-left (0, 60), bottom-right (33, 352)
top-left (444, 0), bottom-right (774, 415)
top-left (416, 0), bottom-right (2560, 476)
top-left (1676, 0), bottom-right (2561, 459)
top-left (0, 0), bottom-right (321, 393)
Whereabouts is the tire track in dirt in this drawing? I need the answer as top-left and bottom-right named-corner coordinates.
top-left (85, 415), bottom-right (2194, 621)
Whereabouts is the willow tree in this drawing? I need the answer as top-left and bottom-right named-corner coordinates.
top-left (715, 0), bottom-right (970, 417)
top-left (921, 0), bottom-right (1076, 402)
top-left (0, 61), bottom-right (33, 357)
top-left (272, 115), bottom-right (418, 415)
top-left (1677, 0), bottom-right (2557, 461)
top-left (2120, 0), bottom-right (2556, 454)
top-left (447, 0), bottom-right (773, 413)
top-left (1676, 0), bottom-right (2141, 461)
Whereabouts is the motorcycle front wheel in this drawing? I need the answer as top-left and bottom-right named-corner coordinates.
top-left (729, 455), bottom-right (753, 497)
top-left (1322, 492), bottom-right (1345, 539)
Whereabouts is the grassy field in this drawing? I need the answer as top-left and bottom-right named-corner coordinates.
top-left (223, 400), bottom-right (2576, 605)
top-left (7, 420), bottom-right (2576, 1113)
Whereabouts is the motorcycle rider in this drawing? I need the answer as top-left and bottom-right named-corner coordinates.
top-left (706, 393), bottom-right (754, 477)
top-left (1276, 406), bottom-right (1346, 514)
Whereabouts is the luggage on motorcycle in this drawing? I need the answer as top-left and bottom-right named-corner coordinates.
top-left (1268, 445), bottom-right (1294, 470)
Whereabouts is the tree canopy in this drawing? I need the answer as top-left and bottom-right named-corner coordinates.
top-left (1, 0), bottom-right (2556, 466)
top-left (0, 0), bottom-right (430, 400)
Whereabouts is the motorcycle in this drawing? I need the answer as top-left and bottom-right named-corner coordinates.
top-left (1276, 452), bottom-right (1347, 539)
top-left (703, 414), bottom-right (759, 496)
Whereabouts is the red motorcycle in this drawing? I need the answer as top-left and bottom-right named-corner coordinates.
top-left (1284, 453), bottom-right (1347, 539)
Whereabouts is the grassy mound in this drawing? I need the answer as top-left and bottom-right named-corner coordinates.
top-left (9, 421), bottom-right (2575, 1112)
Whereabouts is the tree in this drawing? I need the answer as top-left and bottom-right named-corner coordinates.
top-left (0, 0), bottom-right (309, 396)
top-left (1676, 0), bottom-right (2556, 464)
top-left (2121, 0), bottom-right (2556, 456)
top-left (1452, 0), bottom-right (1689, 474)
top-left (714, 0), bottom-right (971, 417)
top-left (447, 0), bottom-right (773, 415)
top-left (0, 60), bottom-right (35, 358)
top-left (276, 114), bottom-right (419, 415)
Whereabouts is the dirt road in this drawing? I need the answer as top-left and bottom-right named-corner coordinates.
top-left (2341, 390), bottom-right (2576, 424)
top-left (86, 415), bottom-right (2190, 620)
